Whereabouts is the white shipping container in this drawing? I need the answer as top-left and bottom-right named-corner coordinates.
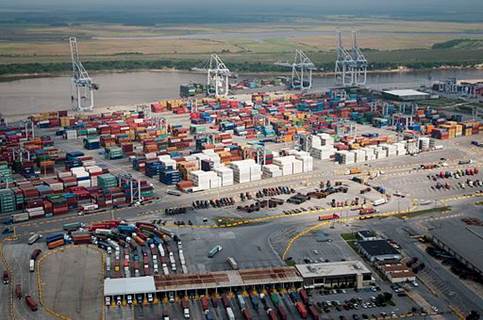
top-left (77, 179), bottom-right (91, 188)
top-left (28, 210), bottom-right (45, 218)
top-left (292, 159), bottom-right (303, 174)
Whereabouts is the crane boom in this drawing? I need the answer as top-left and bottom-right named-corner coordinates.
top-left (275, 49), bottom-right (315, 90)
top-left (69, 37), bottom-right (97, 112)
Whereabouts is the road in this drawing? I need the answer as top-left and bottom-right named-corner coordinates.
top-left (371, 199), bottom-right (483, 314)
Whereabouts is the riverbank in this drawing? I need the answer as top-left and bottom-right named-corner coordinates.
top-left (1, 68), bottom-right (482, 121)
top-left (1, 65), bottom-right (482, 83)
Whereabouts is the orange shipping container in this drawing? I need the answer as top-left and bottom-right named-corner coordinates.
top-left (47, 239), bottom-right (65, 250)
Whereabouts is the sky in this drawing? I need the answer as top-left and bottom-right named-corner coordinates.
top-left (0, 0), bottom-right (482, 22)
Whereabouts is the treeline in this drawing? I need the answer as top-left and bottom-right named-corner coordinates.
top-left (0, 58), bottom-right (481, 76)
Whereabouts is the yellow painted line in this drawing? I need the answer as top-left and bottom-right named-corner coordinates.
top-left (37, 245), bottom-right (106, 320)
top-left (449, 305), bottom-right (466, 320)
top-left (0, 240), bottom-right (17, 320)
top-left (282, 220), bottom-right (330, 260)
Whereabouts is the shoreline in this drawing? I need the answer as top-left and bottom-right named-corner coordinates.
top-left (1, 65), bottom-right (482, 83)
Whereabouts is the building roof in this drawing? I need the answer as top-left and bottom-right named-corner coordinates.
top-left (380, 263), bottom-right (410, 272)
top-left (357, 240), bottom-right (400, 257)
top-left (383, 89), bottom-right (429, 97)
top-left (357, 230), bottom-right (377, 238)
top-left (430, 218), bottom-right (483, 273)
top-left (104, 276), bottom-right (156, 296)
top-left (154, 267), bottom-right (302, 292)
top-left (386, 270), bottom-right (415, 279)
top-left (295, 261), bottom-right (371, 278)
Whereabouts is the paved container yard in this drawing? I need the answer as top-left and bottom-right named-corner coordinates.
top-left (39, 245), bottom-right (103, 320)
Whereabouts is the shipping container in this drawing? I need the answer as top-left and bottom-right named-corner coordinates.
top-left (25, 296), bottom-right (38, 311)
top-left (28, 233), bottom-right (41, 245)
top-left (295, 302), bottom-right (307, 318)
top-left (47, 239), bottom-right (65, 250)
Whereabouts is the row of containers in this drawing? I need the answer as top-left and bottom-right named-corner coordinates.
top-left (17, 91), bottom-right (483, 158)
top-left (148, 90), bottom-right (479, 141)
top-left (19, 91), bottom-right (480, 173)
top-left (0, 150), bottom-right (154, 216)
top-left (298, 132), bottom-right (433, 163)
top-left (129, 148), bottom-right (313, 192)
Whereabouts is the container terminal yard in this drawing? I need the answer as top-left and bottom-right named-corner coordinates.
top-left (0, 37), bottom-right (482, 320)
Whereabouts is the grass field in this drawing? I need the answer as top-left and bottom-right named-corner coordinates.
top-left (0, 17), bottom-right (482, 74)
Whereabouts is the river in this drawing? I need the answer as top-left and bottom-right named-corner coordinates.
top-left (0, 69), bottom-right (482, 117)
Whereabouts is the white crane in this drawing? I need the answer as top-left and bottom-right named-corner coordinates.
top-left (69, 37), bottom-right (97, 112)
top-left (276, 49), bottom-right (316, 90)
top-left (335, 31), bottom-right (367, 87)
top-left (351, 31), bottom-right (368, 86)
top-left (193, 54), bottom-right (231, 97)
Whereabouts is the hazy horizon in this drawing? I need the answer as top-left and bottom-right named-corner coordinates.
top-left (1, 0), bottom-right (483, 23)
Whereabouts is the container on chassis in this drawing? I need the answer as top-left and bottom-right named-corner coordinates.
top-left (25, 296), bottom-right (38, 311)
top-left (201, 296), bottom-right (210, 311)
top-left (47, 239), bottom-right (64, 249)
top-left (295, 302), bottom-right (308, 318)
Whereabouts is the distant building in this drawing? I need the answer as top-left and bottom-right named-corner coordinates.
top-left (356, 230), bottom-right (378, 241)
top-left (357, 240), bottom-right (402, 262)
top-left (296, 261), bottom-right (373, 289)
top-left (377, 262), bottom-right (415, 283)
top-left (382, 89), bottom-right (430, 101)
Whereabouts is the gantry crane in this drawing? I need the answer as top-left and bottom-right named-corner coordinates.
top-left (335, 31), bottom-right (367, 87)
top-left (276, 49), bottom-right (316, 90)
top-left (69, 37), bottom-right (98, 112)
top-left (193, 54), bottom-right (231, 97)
top-left (351, 31), bottom-right (368, 86)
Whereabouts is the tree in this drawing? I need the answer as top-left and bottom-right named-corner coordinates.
top-left (466, 311), bottom-right (480, 320)
top-left (382, 292), bottom-right (393, 302)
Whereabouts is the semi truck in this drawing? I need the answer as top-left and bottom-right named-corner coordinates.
top-left (318, 213), bottom-right (340, 221)
top-left (208, 245), bottom-right (222, 258)
top-left (63, 222), bottom-right (84, 232)
top-left (25, 296), bottom-right (38, 311)
top-left (15, 284), bottom-right (22, 299)
top-left (28, 233), bottom-right (41, 245)
top-left (227, 257), bottom-right (239, 270)
top-left (373, 198), bottom-right (387, 206)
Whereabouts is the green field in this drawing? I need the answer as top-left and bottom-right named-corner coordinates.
top-left (1, 17), bottom-right (482, 75)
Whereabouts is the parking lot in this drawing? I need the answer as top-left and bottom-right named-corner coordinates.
top-left (103, 284), bottom-right (434, 320)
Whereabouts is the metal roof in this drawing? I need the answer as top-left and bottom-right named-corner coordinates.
top-left (430, 218), bottom-right (483, 274)
top-left (104, 276), bottom-right (156, 296)
top-left (154, 267), bottom-right (302, 292)
top-left (382, 89), bottom-right (429, 97)
top-left (296, 261), bottom-right (371, 278)
top-left (357, 240), bottom-right (401, 257)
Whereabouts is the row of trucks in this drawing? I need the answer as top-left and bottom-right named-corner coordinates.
top-left (192, 288), bottom-right (319, 320)
top-left (437, 167), bottom-right (479, 179)
top-left (3, 260), bottom-right (39, 312)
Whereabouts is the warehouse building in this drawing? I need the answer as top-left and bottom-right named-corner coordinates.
top-left (357, 240), bottom-right (402, 262)
top-left (429, 218), bottom-right (483, 277)
top-left (382, 89), bottom-right (430, 101)
top-left (295, 261), bottom-right (373, 289)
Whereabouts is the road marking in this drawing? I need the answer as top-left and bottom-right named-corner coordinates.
top-left (279, 194), bottom-right (483, 260)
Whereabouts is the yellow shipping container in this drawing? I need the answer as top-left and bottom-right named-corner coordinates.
top-left (448, 128), bottom-right (456, 139)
